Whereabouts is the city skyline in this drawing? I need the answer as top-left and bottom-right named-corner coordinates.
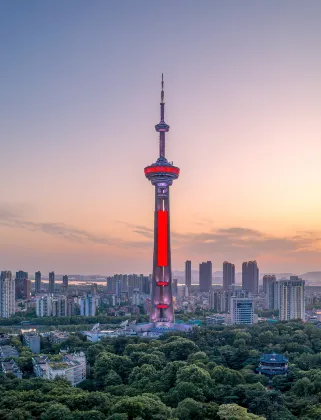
top-left (2, 1), bottom-right (321, 273)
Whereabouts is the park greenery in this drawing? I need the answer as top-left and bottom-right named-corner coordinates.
top-left (3, 321), bottom-right (321, 418)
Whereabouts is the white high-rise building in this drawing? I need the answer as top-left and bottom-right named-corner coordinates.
top-left (278, 277), bottom-right (305, 321)
top-left (80, 294), bottom-right (97, 316)
top-left (132, 289), bottom-right (140, 306)
top-left (0, 271), bottom-right (15, 318)
top-left (52, 296), bottom-right (67, 317)
top-left (36, 295), bottom-right (52, 317)
top-left (230, 297), bottom-right (254, 325)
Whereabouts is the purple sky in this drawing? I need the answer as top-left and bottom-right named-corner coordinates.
top-left (1, 1), bottom-right (321, 275)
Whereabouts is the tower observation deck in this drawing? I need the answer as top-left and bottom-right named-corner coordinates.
top-left (144, 75), bottom-right (179, 327)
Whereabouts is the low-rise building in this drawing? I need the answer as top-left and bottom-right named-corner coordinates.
top-left (32, 355), bottom-right (49, 377)
top-left (0, 345), bottom-right (19, 360)
top-left (257, 353), bottom-right (289, 376)
top-left (206, 314), bottom-right (230, 325)
top-left (1, 360), bottom-right (22, 378)
top-left (0, 333), bottom-right (10, 345)
top-left (32, 352), bottom-right (86, 386)
top-left (48, 331), bottom-right (69, 345)
top-left (83, 330), bottom-right (120, 342)
top-left (22, 331), bottom-right (41, 353)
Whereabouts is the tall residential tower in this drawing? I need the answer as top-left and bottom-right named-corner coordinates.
top-left (35, 271), bottom-right (41, 294)
top-left (242, 261), bottom-right (259, 294)
top-left (199, 261), bottom-right (212, 292)
top-left (185, 260), bottom-right (192, 292)
top-left (49, 271), bottom-right (55, 294)
top-left (223, 261), bottom-right (235, 291)
top-left (144, 75), bottom-right (179, 326)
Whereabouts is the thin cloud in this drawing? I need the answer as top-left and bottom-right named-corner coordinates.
top-left (0, 205), bottom-right (151, 249)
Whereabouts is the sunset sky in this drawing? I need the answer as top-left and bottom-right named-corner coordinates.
top-left (1, 1), bottom-right (321, 275)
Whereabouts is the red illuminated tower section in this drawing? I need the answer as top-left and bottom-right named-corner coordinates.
top-left (144, 75), bottom-right (179, 327)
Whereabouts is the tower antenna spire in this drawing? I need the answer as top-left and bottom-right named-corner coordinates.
top-left (156, 74), bottom-right (169, 157)
top-left (161, 73), bottom-right (164, 104)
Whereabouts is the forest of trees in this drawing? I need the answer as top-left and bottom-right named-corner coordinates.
top-left (2, 321), bottom-right (321, 419)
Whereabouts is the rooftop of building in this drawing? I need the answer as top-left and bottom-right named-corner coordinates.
top-left (48, 362), bottom-right (71, 370)
top-left (33, 356), bottom-right (49, 364)
top-left (260, 353), bottom-right (288, 363)
top-left (23, 331), bottom-right (39, 337)
top-left (2, 360), bottom-right (21, 372)
top-left (49, 331), bottom-right (69, 337)
top-left (0, 345), bottom-right (19, 359)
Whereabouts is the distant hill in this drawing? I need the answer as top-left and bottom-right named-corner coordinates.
top-left (299, 272), bottom-right (321, 283)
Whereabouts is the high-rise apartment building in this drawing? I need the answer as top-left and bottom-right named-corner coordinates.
top-left (36, 295), bottom-right (67, 317)
top-left (278, 276), bottom-right (305, 321)
top-left (80, 294), bottom-right (97, 316)
top-left (52, 296), bottom-right (67, 317)
top-left (263, 274), bottom-right (276, 293)
top-left (62, 275), bottom-right (69, 290)
top-left (116, 278), bottom-right (122, 298)
top-left (132, 289), bottom-right (140, 306)
top-left (91, 283), bottom-right (98, 296)
top-left (185, 260), bottom-right (192, 292)
top-left (209, 289), bottom-right (233, 313)
top-left (36, 295), bottom-right (52, 317)
top-left (223, 261), bottom-right (235, 291)
top-left (230, 297), bottom-right (254, 325)
top-left (35, 271), bottom-right (41, 294)
top-left (199, 261), bottom-right (212, 292)
top-left (0, 271), bottom-right (15, 318)
top-left (242, 261), bottom-right (259, 294)
top-left (263, 275), bottom-right (277, 309)
top-left (49, 272), bottom-right (55, 294)
top-left (15, 271), bottom-right (30, 300)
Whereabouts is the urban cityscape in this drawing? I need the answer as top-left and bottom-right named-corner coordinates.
top-left (2, 2), bottom-right (321, 420)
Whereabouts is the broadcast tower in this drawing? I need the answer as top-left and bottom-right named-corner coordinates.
top-left (144, 75), bottom-right (179, 327)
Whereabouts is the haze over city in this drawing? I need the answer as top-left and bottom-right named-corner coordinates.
top-left (2, 1), bottom-right (321, 274)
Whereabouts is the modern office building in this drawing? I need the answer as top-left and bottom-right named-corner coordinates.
top-left (15, 271), bottom-right (30, 300)
top-left (223, 261), bottom-right (235, 291)
top-left (0, 271), bottom-right (15, 318)
top-left (199, 261), bottom-right (212, 292)
top-left (185, 260), bottom-right (192, 292)
top-left (35, 271), bottom-right (41, 294)
top-left (278, 276), bottom-right (305, 321)
top-left (242, 261), bottom-right (259, 294)
top-left (144, 75), bottom-right (180, 326)
top-left (49, 271), bottom-right (55, 294)
top-left (230, 297), bottom-right (254, 325)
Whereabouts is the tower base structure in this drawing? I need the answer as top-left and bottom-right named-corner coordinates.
top-left (132, 321), bottom-right (193, 337)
